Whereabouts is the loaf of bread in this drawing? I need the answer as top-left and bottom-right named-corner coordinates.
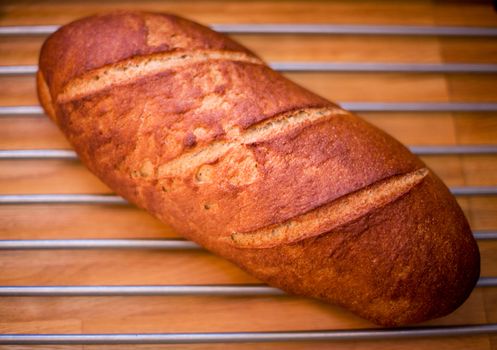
top-left (37, 11), bottom-right (480, 326)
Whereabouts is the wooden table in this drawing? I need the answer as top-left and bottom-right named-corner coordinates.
top-left (0, 1), bottom-right (496, 349)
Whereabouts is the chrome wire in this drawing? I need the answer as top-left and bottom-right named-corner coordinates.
top-left (0, 186), bottom-right (495, 206)
top-left (2, 23), bottom-right (497, 36)
top-left (2, 146), bottom-right (497, 160)
top-left (0, 231), bottom-right (495, 250)
top-left (0, 285), bottom-right (285, 296)
top-left (0, 278), bottom-right (494, 296)
top-left (0, 239), bottom-right (201, 250)
top-left (3, 103), bottom-right (497, 116)
top-left (1, 324), bottom-right (497, 344)
top-left (4, 63), bottom-right (497, 75)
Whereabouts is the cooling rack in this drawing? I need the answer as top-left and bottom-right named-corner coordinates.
top-left (1, 4), bottom-right (497, 348)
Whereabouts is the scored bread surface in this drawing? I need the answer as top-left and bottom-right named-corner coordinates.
top-left (37, 11), bottom-right (480, 326)
top-left (231, 168), bottom-right (429, 249)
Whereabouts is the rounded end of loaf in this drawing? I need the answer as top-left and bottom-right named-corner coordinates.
top-left (364, 173), bottom-right (480, 326)
top-left (326, 135), bottom-right (481, 326)
top-left (223, 170), bottom-right (480, 327)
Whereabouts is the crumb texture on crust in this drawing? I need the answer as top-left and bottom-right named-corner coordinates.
top-left (157, 106), bottom-right (346, 178)
top-left (231, 168), bottom-right (429, 248)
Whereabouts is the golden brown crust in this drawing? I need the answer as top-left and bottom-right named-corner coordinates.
top-left (37, 11), bottom-right (480, 326)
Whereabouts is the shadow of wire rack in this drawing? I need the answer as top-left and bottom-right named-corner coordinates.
top-left (0, 21), bottom-right (497, 346)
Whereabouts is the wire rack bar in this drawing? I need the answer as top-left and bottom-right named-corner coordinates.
top-left (3, 24), bottom-right (497, 36)
top-left (0, 25), bottom-right (59, 35)
top-left (409, 145), bottom-right (497, 155)
top-left (2, 146), bottom-right (497, 160)
top-left (0, 106), bottom-right (43, 115)
top-left (3, 103), bottom-right (497, 117)
top-left (0, 279), bottom-right (494, 297)
top-left (271, 62), bottom-right (497, 73)
top-left (0, 149), bottom-right (77, 159)
top-left (0, 231), bottom-right (495, 250)
top-left (0, 186), bottom-right (495, 205)
top-left (477, 277), bottom-right (497, 287)
top-left (5, 63), bottom-right (497, 75)
top-left (450, 186), bottom-right (497, 196)
top-left (2, 324), bottom-right (497, 344)
top-left (0, 285), bottom-right (284, 296)
top-left (0, 194), bottom-right (127, 205)
top-left (339, 102), bottom-right (497, 112)
top-left (213, 24), bottom-right (497, 36)
top-left (474, 231), bottom-right (497, 240)
top-left (0, 239), bottom-right (201, 250)
top-left (0, 65), bottom-right (37, 75)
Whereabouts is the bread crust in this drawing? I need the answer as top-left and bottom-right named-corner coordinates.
top-left (37, 11), bottom-right (480, 326)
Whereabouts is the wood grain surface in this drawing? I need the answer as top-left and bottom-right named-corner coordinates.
top-left (0, 0), bottom-right (496, 349)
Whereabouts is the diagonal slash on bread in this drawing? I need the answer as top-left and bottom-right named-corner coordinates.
top-left (231, 168), bottom-right (429, 248)
top-left (57, 50), bottom-right (265, 103)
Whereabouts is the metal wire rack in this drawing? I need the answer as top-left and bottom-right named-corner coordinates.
top-left (1, 21), bottom-right (497, 345)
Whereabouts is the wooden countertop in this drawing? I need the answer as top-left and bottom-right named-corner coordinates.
top-left (0, 1), bottom-right (496, 349)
